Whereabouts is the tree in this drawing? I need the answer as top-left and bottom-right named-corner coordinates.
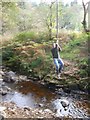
top-left (82, 0), bottom-right (90, 32)
top-left (37, 2), bottom-right (56, 40)
top-left (88, 1), bottom-right (90, 30)
top-left (46, 2), bottom-right (55, 40)
top-left (2, 2), bottom-right (19, 35)
top-left (56, 0), bottom-right (58, 38)
top-left (58, 2), bottom-right (83, 31)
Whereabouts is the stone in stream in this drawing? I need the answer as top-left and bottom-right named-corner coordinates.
top-left (0, 79), bottom-right (3, 82)
top-left (0, 74), bottom-right (2, 79)
top-left (0, 106), bottom-right (6, 117)
top-left (1, 91), bottom-right (8, 96)
top-left (0, 85), bottom-right (12, 96)
top-left (56, 99), bottom-right (87, 118)
top-left (44, 109), bottom-right (52, 113)
top-left (61, 99), bottom-right (69, 108)
top-left (24, 107), bottom-right (31, 111)
top-left (0, 70), bottom-right (5, 76)
top-left (3, 71), bottom-right (18, 83)
top-left (0, 106), bottom-right (6, 111)
top-left (18, 75), bottom-right (27, 81)
top-left (0, 79), bottom-right (3, 87)
top-left (38, 103), bottom-right (44, 107)
top-left (0, 88), bottom-right (6, 96)
top-left (1, 82), bottom-right (5, 87)
top-left (53, 98), bottom-right (70, 117)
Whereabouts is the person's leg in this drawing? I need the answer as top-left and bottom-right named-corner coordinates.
top-left (58, 58), bottom-right (64, 73)
top-left (54, 58), bottom-right (59, 74)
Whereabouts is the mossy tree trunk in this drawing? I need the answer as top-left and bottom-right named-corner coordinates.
top-left (88, 1), bottom-right (90, 30)
top-left (82, 0), bottom-right (90, 32)
top-left (46, 2), bottom-right (55, 40)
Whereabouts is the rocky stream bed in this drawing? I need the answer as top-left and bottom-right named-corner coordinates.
top-left (0, 66), bottom-right (90, 119)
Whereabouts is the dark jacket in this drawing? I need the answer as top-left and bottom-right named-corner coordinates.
top-left (51, 47), bottom-right (58, 58)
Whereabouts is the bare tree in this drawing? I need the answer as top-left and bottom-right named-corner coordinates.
top-left (82, 0), bottom-right (90, 32)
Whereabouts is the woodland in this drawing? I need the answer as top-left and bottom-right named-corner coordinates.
top-left (0, 0), bottom-right (90, 119)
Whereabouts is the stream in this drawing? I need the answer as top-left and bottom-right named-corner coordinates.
top-left (2, 80), bottom-right (90, 118)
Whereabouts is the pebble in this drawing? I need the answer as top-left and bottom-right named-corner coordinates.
top-left (0, 79), bottom-right (3, 82)
top-left (0, 71), bottom-right (5, 76)
top-left (19, 75), bottom-right (27, 81)
top-left (44, 109), bottom-right (52, 113)
top-left (38, 103), bottom-right (44, 107)
top-left (0, 106), bottom-right (6, 111)
top-left (24, 107), bottom-right (30, 111)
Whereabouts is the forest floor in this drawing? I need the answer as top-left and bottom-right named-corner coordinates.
top-left (41, 58), bottom-right (89, 95)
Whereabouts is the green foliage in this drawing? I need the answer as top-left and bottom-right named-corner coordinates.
top-left (15, 31), bottom-right (36, 41)
top-left (61, 33), bottom-right (88, 60)
top-left (59, 3), bottom-right (83, 30)
top-left (88, 33), bottom-right (90, 53)
top-left (37, 32), bottom-right (50, 43)
top-left (79, 58), bottom-right (88, 67)
top-left (2, 2), bottom-right (16, 8)
top-left (2, 31), bottom-right (90, 93)
top-left (1, 1), bottom-right (84, 35)
top-left (2, 46), bottom-right (21, 72)
top-left (14, 31), bottom-right (50, 43)
top-left (30, 57), bottom-right (43, 69)
top-left (60, 33), bottom-right (89, 79)
top-left (2, 2), bottom-right (19, 34)
top-left (7, 56), bottom-right (21, 71)
top-left (69, 32), bottom-right (78, 40)
top-left (2, 47), bottom-right (14, 61)
top-left (2, 36), bottom-right (53, 78)
top-left (78, 58), bottom-right (88, 77)
top-left (79, 69), bottom-right (88, 78)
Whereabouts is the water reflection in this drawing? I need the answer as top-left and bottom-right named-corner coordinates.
top-left (3, 81), bottom-right (90, 118)
top-left (3, 81), bottom-right (56, 108)
top-left (17, 81), bottom-right (56, 101)
top-left (11, 92), bottom-right (36, 108)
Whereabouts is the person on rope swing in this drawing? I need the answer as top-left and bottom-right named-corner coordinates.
top-left (51, 40), bottom-right (64, 79)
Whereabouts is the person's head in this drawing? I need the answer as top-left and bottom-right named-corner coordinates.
top-left (53, 43), bottom-right (56, 48)
top-left (53, 42), bottom-right (58, 48)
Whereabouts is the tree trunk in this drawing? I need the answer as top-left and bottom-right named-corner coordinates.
top-left (56, 0), bottom-right (58, 39)
top-left (49, 3), bottom-right (53, 40)
top-left (82, 0), bottom-right (87, 32)
top-left (88, 1), bottom-right (90, 30)
top-left (82, 0), bottom-right (90, 32)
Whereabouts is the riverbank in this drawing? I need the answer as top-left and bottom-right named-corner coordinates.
top-left (0, 66), bottom-right (90, 119)
top-left (1, 32), bottom-right (90, 118)
top-left (2, 32), bottom-right (90, 94)
top-left (0, 102), bottom-right (56, 118)
top-left (0, 66), bottom-right (56, 118)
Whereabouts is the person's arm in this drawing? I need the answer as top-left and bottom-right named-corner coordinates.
top-left (56, 40), bottom-right (62, 51)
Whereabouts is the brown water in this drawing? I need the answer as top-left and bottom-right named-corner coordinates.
top-left (17, 81), bottom-right (56, 100)
top-left (3, 80), bottom-right (90, 118)
top-left (3, 81), bottom-right (56, 108)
